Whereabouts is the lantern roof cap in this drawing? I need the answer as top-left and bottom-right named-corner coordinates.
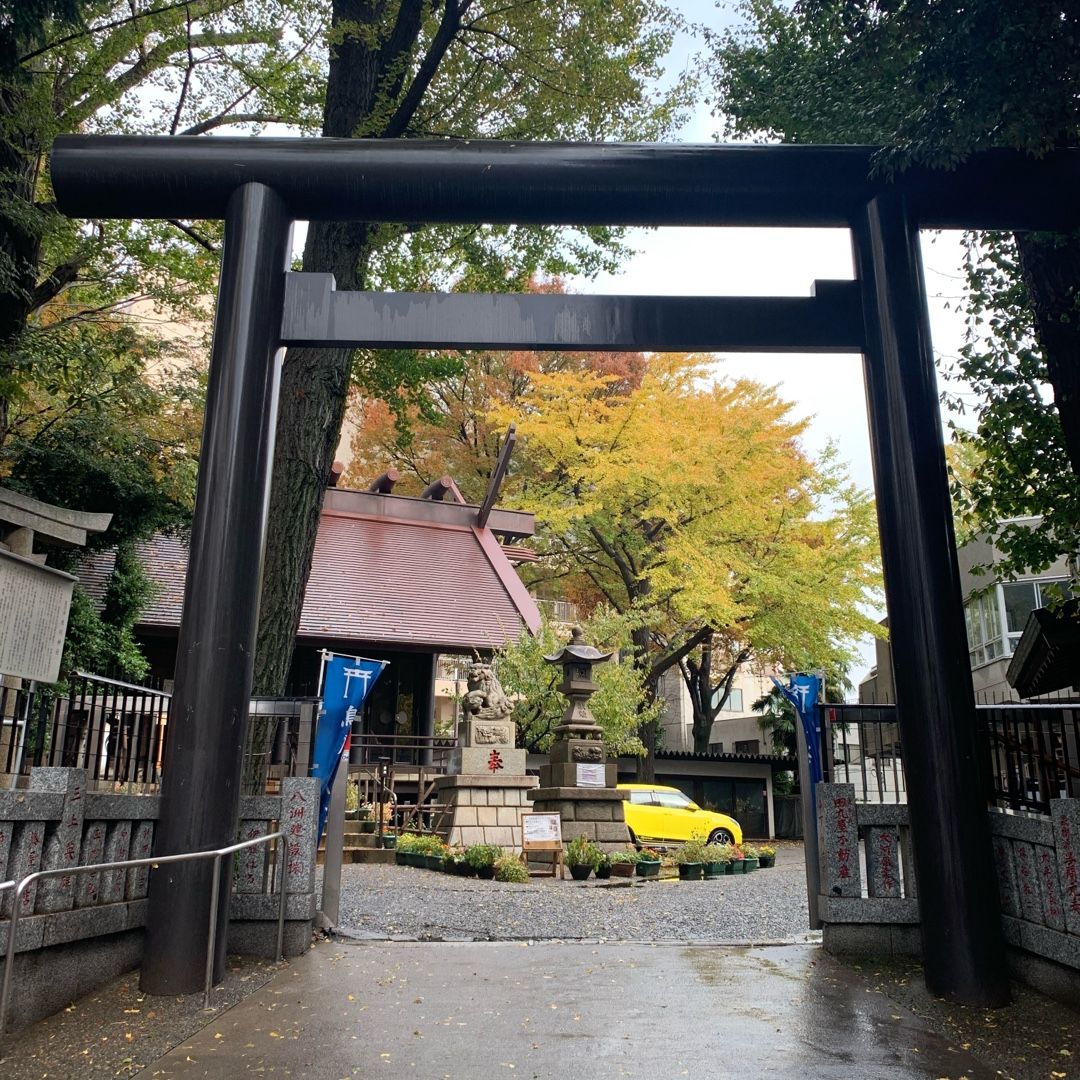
top-left (544, 626), bottom-right (613, 665)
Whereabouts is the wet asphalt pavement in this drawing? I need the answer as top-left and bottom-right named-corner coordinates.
top-left (4, 846), bottom-right (1079, 1078)
top-left (109, 940), bottom-right (1016, 1079)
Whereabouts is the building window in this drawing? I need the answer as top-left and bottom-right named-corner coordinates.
top-left (708, 741), bottom-right (725, 755)
top-left (1002, 579), bottom-right (1071, 652)
top-left (734, 739), bottom-right (760, 755)
top-left (710, 687), bottom-right (745, 712)
top-left (964, 589), bottom-right (1003, 667)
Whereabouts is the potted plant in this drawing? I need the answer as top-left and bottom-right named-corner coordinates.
top-left (675, 837), bottom-right (708, 881)
top-left (465, 843), bottom-right (502, 879)
top-left (396, 832), bottom-right (420, 866)
top-left (424, 837), bottom-right (449, 870)
top-left (703, 842), bottom-right (732, 879)
top-left (595, 853), bottom-right (612, 880)
top-left (635, 847), bottom-right (662, 878)
top-left (494, 856), bottom-right (530, 883)
top-left (565, 835), bottom-right (601, 881)
top-left (359, 803), bottom-right (377, 834)
top-left (444, 847), bottom-right (467, 875)
top-left (608, 849), bottom-right (638, 878)
top-left (742, 844), bottom-right (760, 872)
top-left (758, 844), bottom-right (777, 869)
top-left (729, 844), bottom-right (746, 874)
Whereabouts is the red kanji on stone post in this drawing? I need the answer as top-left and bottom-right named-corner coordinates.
top-left (487, 749), bottom-right (504, 773)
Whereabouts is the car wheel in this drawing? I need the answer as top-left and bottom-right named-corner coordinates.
top-left (708, 829), bottom-right (735, 846)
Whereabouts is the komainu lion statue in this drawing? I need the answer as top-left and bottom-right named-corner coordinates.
top-left (462, 662), bottom-right (513, 723)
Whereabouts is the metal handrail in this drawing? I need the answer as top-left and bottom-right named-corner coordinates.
top-left (0, 830), bottom-right (286, 1035)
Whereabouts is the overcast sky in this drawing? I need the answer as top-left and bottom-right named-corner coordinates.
top-left (567, 1), bottom-right (974, 691)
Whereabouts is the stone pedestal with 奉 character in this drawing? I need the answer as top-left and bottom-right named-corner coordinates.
top-left (434, 662), bottom-right (537, 851)
top-left (527, 627), bottom-right (631, 852)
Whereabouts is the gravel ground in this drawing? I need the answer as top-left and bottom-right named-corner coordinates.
top-left (334, 843), bottom-right (811, 944)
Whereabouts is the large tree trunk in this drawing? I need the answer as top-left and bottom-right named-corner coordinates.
top-left (252, 222), bottom-right (372, 695)
top-left (1014, 229), bottom-right (1080, 478)
top-left (687, 634), bottom-right (713, 755)
top-left (631, 624), bottom-right (658, 781)
top-left (252, 0), bottom-right (386, 695)
top-left (0, 82), bottom-right (42, 448)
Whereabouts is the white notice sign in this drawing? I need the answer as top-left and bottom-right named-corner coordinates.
top-left (576, 763), bottom-right (605, 787)
top-left (0, 550), bottom-right (75, 683)
top-left (522, 813), bottom-right (562, 845)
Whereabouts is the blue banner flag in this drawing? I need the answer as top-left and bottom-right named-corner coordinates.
top-left (772, 672), bottom-right (824, 795)
top-left (313, 654), bottom-right (385, 839)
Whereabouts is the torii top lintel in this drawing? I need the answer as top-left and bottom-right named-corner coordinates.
top-left (51, 136), bottom-right (1079, 232)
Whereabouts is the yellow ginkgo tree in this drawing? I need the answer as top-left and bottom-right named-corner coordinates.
top-left (500, 353), bottom-right (883, 769)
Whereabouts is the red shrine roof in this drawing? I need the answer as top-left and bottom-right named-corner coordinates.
top-left (79, 491), bottom-right (541, 652)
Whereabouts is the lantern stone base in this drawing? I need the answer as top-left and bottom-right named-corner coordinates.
top-left (435, 774), bottom-right (539, 851)
top-left (527, 786), bottom-right (630, 849)
top-left (538, 761), bottom-right (618, 788)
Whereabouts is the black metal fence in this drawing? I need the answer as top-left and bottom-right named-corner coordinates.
top-left (821, 701), bottom-right (1080, 816)
top-left (1, 675), bottom-right (319, 792)
top-left (348, 733), bottom-right (457, 768)
top-left (981, 703), bottom-right (1080, 814)
top-left (822, 703), bottom-right (905, 803)
top-left (0, 673), bottom-right (171, 788)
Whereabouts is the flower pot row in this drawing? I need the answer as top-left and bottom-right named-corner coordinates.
top-left (679, 858), bottom-right (763, 879)
top-left (394, 838), bottom-right (531, 881)
top-left (567, 856), bottom-right (662, 881)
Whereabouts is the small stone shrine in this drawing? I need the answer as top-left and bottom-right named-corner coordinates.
top-left (435, 662), bottom-right (537, 850)
top-left (527, 627), bottom-right (630, 851)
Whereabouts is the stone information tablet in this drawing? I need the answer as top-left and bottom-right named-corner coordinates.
top-left (0, 550), bottom-right (75, 683)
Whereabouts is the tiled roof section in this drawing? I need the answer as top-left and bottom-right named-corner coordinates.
top-left (78, 515), bottom-right (540, 650)
top-left (655, 749), bottom-right (793, 766)
top-left (75, 535), bottom-right (188, 627)
top-left (299, 512), bottom-right (537, 650)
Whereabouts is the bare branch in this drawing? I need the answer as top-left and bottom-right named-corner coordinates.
top-left (29, 225), bottom-right (103, 312)
top-left (170, 10), bottom-right (197, 135)
top-left (647, 624), bottom-right (714, 685)
top-left (63, 28), bottom-right (280, 126)
top-left (167, 219), bottom-right (218, 253)
top-left (18, 0), bottom-right (235, 64)
top-left (179, 111), bottom-right (287, 136)
top-left (384, 0), bottom-right (473, 138)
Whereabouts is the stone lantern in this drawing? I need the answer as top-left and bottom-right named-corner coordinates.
top-left (540, 627), bottom-right (613, 784)
top-left (528, 627), bottom-right (630, 851)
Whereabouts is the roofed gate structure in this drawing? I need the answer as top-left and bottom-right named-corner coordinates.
top-left (49, 134), bottom-right (1080, 1007)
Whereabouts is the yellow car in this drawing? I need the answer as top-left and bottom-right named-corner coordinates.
top-left (618, 784), bottom-right (743, 848)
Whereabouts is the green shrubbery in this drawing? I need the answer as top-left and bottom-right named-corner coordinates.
top-left (494, 856), bottom-right (530, 883)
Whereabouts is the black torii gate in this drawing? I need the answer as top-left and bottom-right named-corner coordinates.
top-left (51, 136), bottom-right (1080, 1007)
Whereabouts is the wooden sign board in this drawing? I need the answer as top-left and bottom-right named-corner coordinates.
top-left (521, 812), bottom-right (564, 879)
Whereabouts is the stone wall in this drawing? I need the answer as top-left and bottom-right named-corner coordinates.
top-left (435, 775), bottom-right (539, 849)
top-left (1, 767), bottom-right (319, 1027)
top-left (526, 787), bottom-right (631, 851)
top-left (815, 782), bottom-right (1080, 998)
